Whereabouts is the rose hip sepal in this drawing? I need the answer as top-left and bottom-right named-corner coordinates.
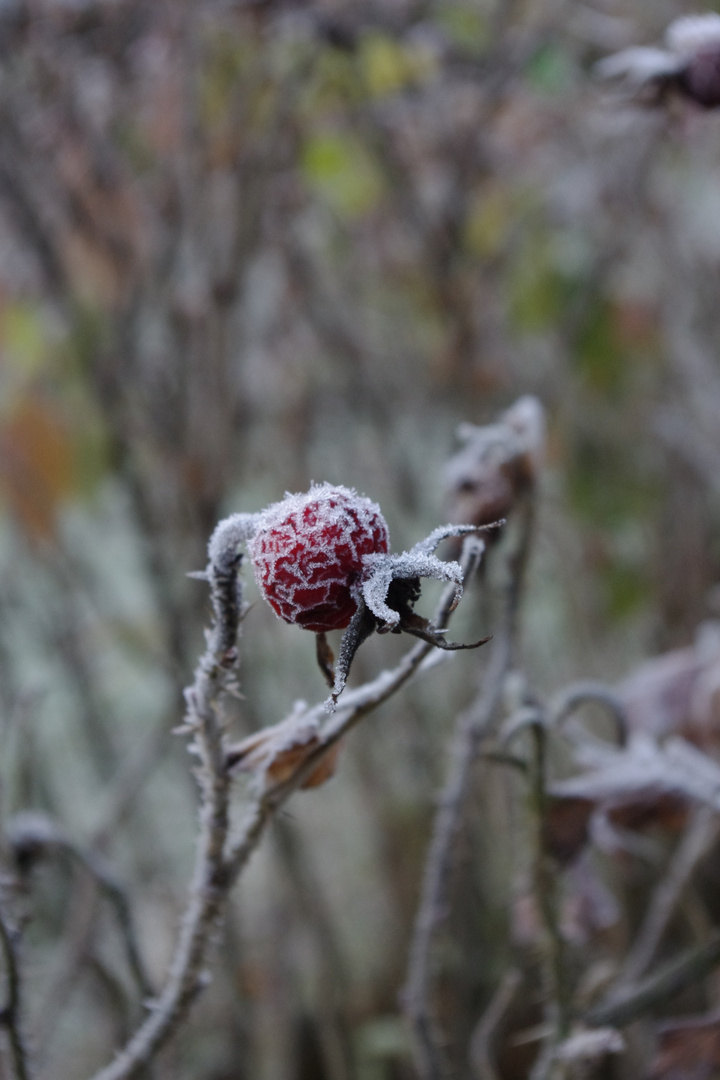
top-left (216, 483), bottom-right (501, 711)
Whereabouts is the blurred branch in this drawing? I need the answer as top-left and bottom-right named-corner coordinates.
top-left (6, 811), bottom-right (154, 1008)
top-left (548, 681), bottom-right (628, 746)
top-left (0, 900), bottom-right (32, 1080)
top-left (469, 968), bottom-right (522, 1080)
top-left (527, 719), bottom-right (570, 1080)
top-left (272, 818), bottom-right (355, 1080)
top-left (403, 494), bottom-right (535, 1080)
top-left (587, 931), bottom-right (720, 1028)
top-left (621, 805), bottom-right (720, 984)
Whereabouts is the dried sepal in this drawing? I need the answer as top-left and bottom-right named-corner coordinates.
top-left (315, 632), bottom-right (336, 689)
top-left (324, 523), bottom-right (499, 712)
top-left (326, 597), bottom-right (379, 709)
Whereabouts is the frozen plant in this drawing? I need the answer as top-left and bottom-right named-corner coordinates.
top-left (209, 483), bottom-right (501, 710)
top-left (596, 13), bottom-right (720, 108)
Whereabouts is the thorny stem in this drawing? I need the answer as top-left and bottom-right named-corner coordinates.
top-left (403, 493), bottom-right (536, 1080)
top-left (87, 523), bottom-right (485, 1080)
top-left (88, 517), bottom-right (247, 1080)
top-left (0, 901), bottom-right (32, 1080)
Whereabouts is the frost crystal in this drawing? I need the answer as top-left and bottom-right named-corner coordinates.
top-left (666, 14), bottom-right (720, 58)
top-left (248, 483), bottom-right (389, 633)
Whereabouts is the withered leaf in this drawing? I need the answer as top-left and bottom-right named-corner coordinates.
top-left (649, 1009), bottom-right (720, 1080)
top-left (226, 714), bottom-right (342, 790)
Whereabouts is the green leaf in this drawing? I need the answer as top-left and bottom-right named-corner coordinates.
top-left (434, 4), bottom-right (489, 51)
top-left (302, 131), bottom-right (383, 218)
top-left (359, 32), bottom-right (438, 98)
top-left (2, 303), bottom-right (47, 376)
top-left (526, 44), bottom-right (577, 95)
top-left (574, 298), bottom-right (625, 396)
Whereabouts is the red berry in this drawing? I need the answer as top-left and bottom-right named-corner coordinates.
top-left (248, 484), bottom-right (390, 633)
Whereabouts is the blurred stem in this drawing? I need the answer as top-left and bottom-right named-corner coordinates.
top-left (620, 805), bottom-right (720, 985)
top-left (469, 968), bottom-right (522, 1080)
top-left (0, 901), bottom-right (32, 1080)
top-left (527, 719), bottom-right (570, 1080)
top-left (587, 931), bottom-right (720, 1028)
top-left (272, 818), bottom-right (356, 1080)
top-left (403, 492), bottom-right (535, 1080)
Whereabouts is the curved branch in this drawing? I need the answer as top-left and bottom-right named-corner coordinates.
top-left (403, 493), bottom-right (535, 1080)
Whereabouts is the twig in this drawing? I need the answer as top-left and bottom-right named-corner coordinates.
top-left (548, 681), bottom-right (628, 747)
top-left (0, 901), bottom-right (32, 1080)
top-left (497, 703), bottom-right (572, 1080)
top-left (87, 514), bottom-right (250, 1080)
top-left (469, 968), bottom-right (522, 1080)
top-left (621, 805), bottom-right (720, 984)
top-left (586, 931), bottom-right (720, 1028)
top-left (6, 812), bottom-right (153, 1004)
top-left (272, 817), bottom-right (354, 1080)
top-left (76, 848), bottom-right (155, 1002)
top-left (527, 718), bottom-right (570, 1080)
top-left (403, 495), bottom-right (536, 1080)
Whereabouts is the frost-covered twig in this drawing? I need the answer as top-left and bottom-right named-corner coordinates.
top-left (87, 516), bottom-right (248, 1080)
top-left (0, 900), bottom-right (31, 1080)
top-left (403, 493), bottom-right (536, 1080)
top-left (88, 518), bottom-right (485, 1079)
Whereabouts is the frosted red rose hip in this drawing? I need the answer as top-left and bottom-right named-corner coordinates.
top-left (248, 484), bottom-right (390, 633)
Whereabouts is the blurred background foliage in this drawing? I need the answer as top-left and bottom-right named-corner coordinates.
top-left (2, 0), bottom-right (720, 1077)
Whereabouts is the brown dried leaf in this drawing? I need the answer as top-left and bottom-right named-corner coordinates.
top-left (618, 623), bottom-right (720, 749)
top-left (226, 714), bottom-right (342, 790)
top-left (648, 1009), bottom-right (720, 1080)
top-left (0, 394), bottom-right (75, 540)
top-left (543, 796), bottom-right (595, 863)
top-left (549, 736), bottom-right (720, 856)
top-left (445, 396), bottom-right (545, 527)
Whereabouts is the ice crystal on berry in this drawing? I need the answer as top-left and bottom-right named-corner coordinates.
top-left (248, 484), bottom-right (389, 633)
top-left (225, 482), bottom-right (501, 710)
